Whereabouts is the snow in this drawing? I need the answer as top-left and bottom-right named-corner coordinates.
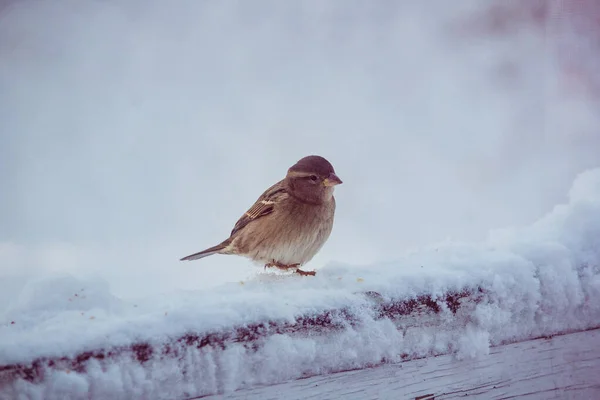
top-left (2, 168), bottom-right (600, 399)
top-left (201, 328), bottom-right (600, 399)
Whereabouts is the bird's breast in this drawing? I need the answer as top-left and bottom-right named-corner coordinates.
top-left (240, 199), bottom-right (335, 266)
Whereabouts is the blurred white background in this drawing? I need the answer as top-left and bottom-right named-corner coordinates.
top-left (1, 0), bottom-right (599, 300)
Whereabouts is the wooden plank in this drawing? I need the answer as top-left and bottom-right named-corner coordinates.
top-left (201, 328), bottom-right (600, 400)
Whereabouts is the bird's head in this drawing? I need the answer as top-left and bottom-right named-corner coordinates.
top-left (285, 155), bottom-right (342, 204)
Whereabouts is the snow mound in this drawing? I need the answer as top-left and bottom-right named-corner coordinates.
top-left (1, 168), bottom-right (600, 399)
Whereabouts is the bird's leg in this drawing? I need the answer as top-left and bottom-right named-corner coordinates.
top-left (264, 260), bottom-right (298, 271)
top-left (286, 262), bottom-right (316, 276)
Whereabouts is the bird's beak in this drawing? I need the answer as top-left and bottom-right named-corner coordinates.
top-left (323, 173), bottom-right (343, 187)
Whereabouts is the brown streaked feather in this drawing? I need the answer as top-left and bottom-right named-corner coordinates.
top-left (230, 181), bottom-right (288, 237)
top-left (245, 199), bottom-right (275, 219)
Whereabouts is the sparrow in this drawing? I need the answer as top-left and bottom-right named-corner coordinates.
top-left (180, 155), bottom-right (342, 276)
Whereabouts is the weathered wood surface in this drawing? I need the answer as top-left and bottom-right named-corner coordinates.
top-left (203, 328), bottom-right (600, 400)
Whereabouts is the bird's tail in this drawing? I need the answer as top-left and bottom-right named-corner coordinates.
top-left (180, 239), bottom-right (231, 261)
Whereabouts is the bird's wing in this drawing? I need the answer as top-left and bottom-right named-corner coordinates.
top-left (230, 180), bottom-right (288, 237)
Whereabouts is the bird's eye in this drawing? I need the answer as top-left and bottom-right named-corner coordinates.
top-left (310, 175), bottom-right (318, 181)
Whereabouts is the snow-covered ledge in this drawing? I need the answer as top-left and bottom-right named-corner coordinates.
top-left (2, 169), bottom-right (600, 399)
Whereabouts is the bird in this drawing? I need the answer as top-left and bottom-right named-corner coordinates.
top-left (180, 155), bottom-right (342, 276)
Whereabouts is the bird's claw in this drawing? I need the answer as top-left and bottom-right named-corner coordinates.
top-left (264, 260), bottom-right (281, 270)
top-left (265, 260), bottom-right (282, 270)
top-left (264, 261), bottom-right (314, 276)
top-left (295, 268), bottom-right (316, 276)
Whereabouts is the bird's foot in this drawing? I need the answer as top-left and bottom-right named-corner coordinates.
top-left (264, 261), bottom-right (279, 270)
top-left (264, 260), bottom-right (315, 276)
top-left (264, 260), bottom-right (299, 271)
top-left (295, 268), bottom-right (316, 276)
